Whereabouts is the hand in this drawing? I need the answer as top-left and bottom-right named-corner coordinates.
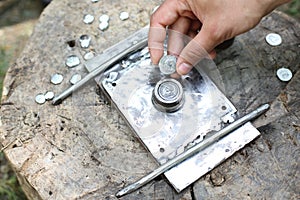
top-left (149, 0), bottom-right (290, 75)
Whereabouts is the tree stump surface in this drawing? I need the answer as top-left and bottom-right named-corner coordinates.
top-left (0, 0), bottom-right (299, 199)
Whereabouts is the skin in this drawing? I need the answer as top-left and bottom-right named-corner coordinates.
top-left (149, 0), bottom-right (291, 75)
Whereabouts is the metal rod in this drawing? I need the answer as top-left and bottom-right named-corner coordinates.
top-left (115, 103), bottom-right (270, 197)
top-left (52, 38), bottom-right (148, 105)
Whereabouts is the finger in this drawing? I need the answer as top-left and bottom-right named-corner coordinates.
top-left (148, 27), bottom-right (166, 65)
top-left (149, 0), bottom-right (192, 64)
top-left (167, 17), bottom-right (191, 56)
top-left (209, 49), bottom-right (217, 59)
top-left (149, 1), bottom-right (179, 64)
top-left (176, 25), bottom-right (219, 75)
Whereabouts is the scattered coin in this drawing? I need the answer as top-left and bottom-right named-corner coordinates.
top-left (84, 51), bottom-right (95, 60)
top-left (265, 33), bottom-right (282, 46)
top-left (51, 73), bottom-right (64, 85)
top-left (276, 67), bottom-right (292, 82)
top-left (83, 14), bottom-right (95, 24)
top-left (79, 34), bottom-right (91, 48)
top-left (99, 21), bottom-right (109, 31)
top-left (119, 11), bottom-right (129, 21)
top-left (35, 93), bottom-right (46, 104)
top-left (99, 14), bottom-right (110, 23)
top-left (66, 55), bottom-right (80, 68)
top-left (159, 55), bottom-right (177, 75)
top-left (44, 91), bottom-right (55, 100)
top-left (70, 74), bottom-right (82, 85)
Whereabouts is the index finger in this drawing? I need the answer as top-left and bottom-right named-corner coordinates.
top-left (148, 0), bottom-right (188, 64)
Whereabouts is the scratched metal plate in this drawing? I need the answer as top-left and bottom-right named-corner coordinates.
top-left (100, 56), bottom-right (237, 160)
top-left (86, 28), bottom-right (261, 192)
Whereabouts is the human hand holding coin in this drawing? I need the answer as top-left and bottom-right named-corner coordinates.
top-left (149, 0), bottom-right (291, 75)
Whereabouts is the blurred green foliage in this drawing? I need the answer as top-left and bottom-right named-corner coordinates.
top-left (287, 0), bottom-right (300, 18)
top-left (280, 0), bottom-right (300, 19)
top-left (0, 152), bottom-right (27, 200)
top-left (0, 47), bottom-right (11, 97)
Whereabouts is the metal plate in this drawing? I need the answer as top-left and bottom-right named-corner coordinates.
top-left (85, 28), bottom-right (261, 192)
top-left (100, 58), bottom-right (237, 164)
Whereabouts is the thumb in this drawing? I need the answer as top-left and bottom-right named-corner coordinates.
top-left (176, 27), bottom-right (217, 75)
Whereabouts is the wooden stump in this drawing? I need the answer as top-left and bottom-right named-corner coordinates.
top-left (0, 0), bottom-right (299, 199)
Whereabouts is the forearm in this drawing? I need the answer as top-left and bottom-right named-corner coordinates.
top-left (259, 0), bottom-right (292, 15)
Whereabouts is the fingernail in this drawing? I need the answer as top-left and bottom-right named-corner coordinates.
top-left (178, 63), bottom-right (192, 75)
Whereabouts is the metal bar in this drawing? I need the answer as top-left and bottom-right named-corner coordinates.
top-left (52, 33), bottom-right (148, 105)
top-left (115, 103), bottom-right (270, 197)
top-left (85, 26), bottom-right (149, 72)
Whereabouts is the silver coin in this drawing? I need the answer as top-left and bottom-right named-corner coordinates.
top-left (79, 34), bottom-right (91, 48)
top-left (119, 11), bottom-right (129, 21)
top-left (70, 74), bottom-right (82, 85)
top-left (83, 51), bottom-right (95, 60)
top-left (99, 21), bottom-right (109, 31)
top-left (66, 55), bottom-right (80, 68)
top-left (44, 91), bottom-right (55, 100)
top-left (51, 73), bottom-right (64, 85)
top-left (35, 93), bottom-right (46, 104)
top-left (99, 14), bottom-right (110, 23)
top-left (265, 33), bottom-right (282, 46)
top-left (159, 55), bottom-right (177, 75)
top-left (83, 14), bottom-right (94, 24)
top-left (158, 81), bottom-right (180, 101)
top-left (276, 67), bottom-right (292, 82)
top-left (91, 0), bottom-right (99, 2)
top-left (152, 78), bottom-right (184, 112)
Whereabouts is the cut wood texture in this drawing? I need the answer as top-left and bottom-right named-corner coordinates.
top-left (0, 0), bottom-right (299, 199)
